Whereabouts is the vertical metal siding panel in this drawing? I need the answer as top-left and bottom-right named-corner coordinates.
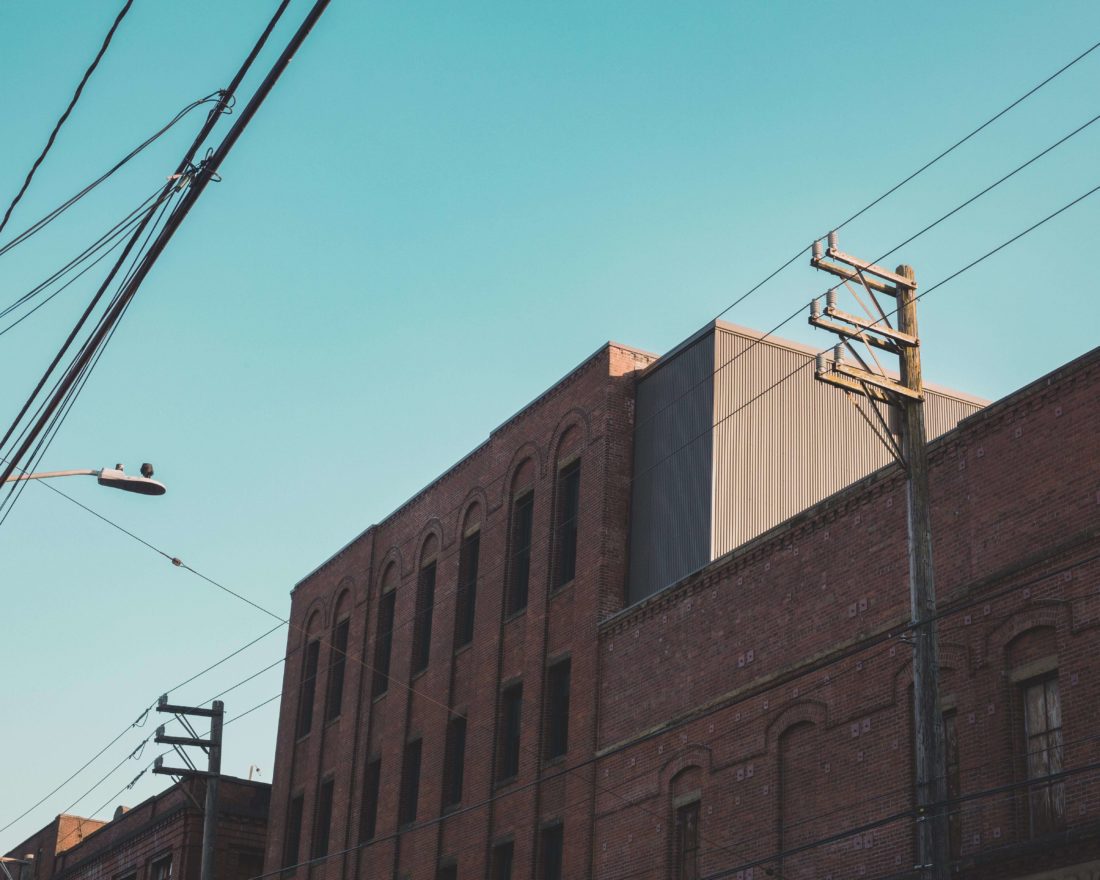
top-left (627, 332), bottom-right (714, 603)
top-left (711, 327), bottom-right (985, 557)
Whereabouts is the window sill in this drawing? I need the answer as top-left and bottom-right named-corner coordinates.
top-left (453, 641), bottom-right (473, 657)
top-left (324, 713), bottom-right (342, 728)
top-left (542, 754), bottom-right (567, 769)
top-left (494, 775), bottom-right (519, 790)
top-left (441, 802), bottom-right (461, 816)
top-left (410, 668), bottom-right (428, 682)
top-left (372, 691), bottom-right (388, 704)
top-left (295, 731), bottom-right (311, 744)
top-left (503, 608), bottom-right (527, 623)
top-left (550, 579), bottom-right (575, 597)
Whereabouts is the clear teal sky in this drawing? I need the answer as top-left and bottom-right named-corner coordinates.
top-left (2, 0), bottom-right (1098, 848)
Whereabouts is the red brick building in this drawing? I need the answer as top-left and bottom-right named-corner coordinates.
top-left (3, 815), bottom-right (107, 880)
top-left (265, 329), bottom-right (1099, 880)
top-left (6, 778), bottom-right (269, 880)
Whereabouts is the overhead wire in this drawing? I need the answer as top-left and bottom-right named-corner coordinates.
top-left (0, 0), bottom-right (135, 237)
top-left (0, 93), bottom-right (222, 259)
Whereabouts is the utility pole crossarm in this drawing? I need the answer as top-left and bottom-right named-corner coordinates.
top-left (153, 697), bottom-right (224, 880)
top-left (808, 235), bottom-right (949, 880)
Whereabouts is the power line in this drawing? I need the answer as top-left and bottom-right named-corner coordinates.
top-left (0, 0), bottom-right (135, 236)
top-left (706, 36), bottom-right (1100, 328)
top-left (0, 93), bottom-right (222, 259)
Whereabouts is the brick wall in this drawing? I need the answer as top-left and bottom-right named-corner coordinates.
top-left (594, 347), bottom-right (1100, 879)
top-left (264, 343), bottom-right (656, 880)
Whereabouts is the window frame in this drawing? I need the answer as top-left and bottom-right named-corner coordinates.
top-left (441, 714), bottom-right (467, 811)
top-left (539, 822), bottom-right (564, 880)
top-left (358, 756), bottom-right (382, 843)
top-left (324, 617), bottom-right (350, 723)
top-left (372, 585), bottom-right (397, 698)
top-left (453, 529), bottom-right (480, 650)
top-left (497, 682), bottom-right (523, 784)
top-left (506, 491), bottom-right (535, 615)
top-left (311, 777), bottom-right (335, 860)
top-left (398, 738), bottom-right (423, 828)
top-left (284, 793), bottom-right (304, 870)
top-left (411, 558), bottom-right (437, 675)
top-left (552, 458), bottom-right (581, 590)
top-left (296, 639), bottom-right (321, 738)
top-left (1020, 673), bottom-right (1065, 837)
top-left (673, 797), bottom-right (700, 880)
top-left (543, 657), bottom-right (571, 762)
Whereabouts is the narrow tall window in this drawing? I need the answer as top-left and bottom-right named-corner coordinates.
top-left (943, 711), bottom-right (961, 859)
top-left (150, 856), bottom-right (172, 880)
top-left (553, 460), bottom-right (581, 588)
top-left (358, 757), bottom-right (381, 842)
top-left (284, 795), bottom-right (304, 869)
top-left (454, 531), bottom-right (480, 648)
top-left (497, 683), bottom-right (523, 782)
top-left (544, 658), bottom-right (571, 761)
top-left (507, 492), bottom-right (534, 614)
top-left (490, 841), bottom-right (514, 880)
top-left (312, 779), bottom-right (334, 859)
top-left (437, 863), bottom-right (458, 880)
top-left (1023, 676), bottom-right (1065, 836)
top-left (674, 800), bottom-right (700, 880)
top-left (442, 715), bottom-right (467, 809)
top-left (297, 639), bottom-right (321, 737)
top-left (325, 618), bottom-right (349, 722)
top-left (399, 739), bottom-right (423, 827)
top-left (372, 589), bottom-right (396, 698)
top-left (540, 823), bottom-right (564, 880)
top-left (411, 561), bottom-right (436, 674)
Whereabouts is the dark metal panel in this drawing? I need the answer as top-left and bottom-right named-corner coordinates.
top-left (627, 330), bottom-right (715, 604)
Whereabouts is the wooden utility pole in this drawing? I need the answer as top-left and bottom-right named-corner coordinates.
top-left (153, 697), bottom-right (225, 880)
top-left (809, 236), bottom-right (949, 879)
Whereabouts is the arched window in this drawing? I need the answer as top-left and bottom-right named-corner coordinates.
top-left (411, 534), bottom-right (439, 674)
top-left (325, 591), bottom-right (351, 722)
top-left (506, 461), bottom-right (536, 615)
top-left (454, 503), bottom-right (481, 649)
top-left (670, 766), bottom-right (702, 880)
top-left (371, 562), bottom-right (398, 697)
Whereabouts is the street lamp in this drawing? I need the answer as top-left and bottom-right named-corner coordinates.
top-left (2, 462), bottom-right (166, 496)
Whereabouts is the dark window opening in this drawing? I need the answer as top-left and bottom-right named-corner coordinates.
top-left (544, 659), bottom-right (571, 761)
top-left (442, 715), bottom-right (467, 809)
top-left (297, 640), bottom-right (320, 737)
top-left (454, 531), bottom-right (480, 648)
top-left (674, 800), bottom-right (700, 880)
top-left (312, 779), bottom-right (334, 859)
top-left (325, 618), bottom-right (349, 722)
top-left (1023, 676), bottom-right (1065, 836)
top-left (490, 841), bottom-right (514, 880)
top-left (411, 561), bottom-right (436, 674)
top-left (507, 492), bottom-right (534, 614)
top-left (358, 758), bottom-right (381, 842)
top-left (497, 683), bottom-right (523, 782)
top-left (553, 460), bottom-right (581, 588)
top-left (399, 739), bottom-right (422, 827)
top-left (436, 864), bottom-right (458, 880)
top-left (284, 795), bottom-right (304, 869)
top-left (943, 711), bottom-right (961, 859)
top-left (372, 590), bottom-right (396, 698)
top-left (150, 857), bottom-right (172, 880)
top-left (540, 823), bottom-right (564, 880)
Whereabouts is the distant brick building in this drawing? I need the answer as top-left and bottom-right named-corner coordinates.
top-left (3, 815), bottom-right (106, 880)
top-left (265, 324), bottom-right (1099, 880)
top-left (6, 778), bottom-right (269, 880)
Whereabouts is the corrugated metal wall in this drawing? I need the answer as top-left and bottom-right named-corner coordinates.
top-left (626, 322), bottom-right (986, 605)
top-left (627, 330), bottom-right (714, 604)
top-left (711, 324), bottom-right (985, 559)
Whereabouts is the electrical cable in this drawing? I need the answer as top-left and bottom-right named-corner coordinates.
top-left (0, 93), bottom-right (221, 259)
top-left (0, 0), bottom-right (135, 237)
top-left (632, 105), bottom-right (1100, 447)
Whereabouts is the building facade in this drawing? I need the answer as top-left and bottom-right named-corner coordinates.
top-left (264, 322), bottom-right (1099, 880)
top-left (6, 778), bottom-right (269, 880)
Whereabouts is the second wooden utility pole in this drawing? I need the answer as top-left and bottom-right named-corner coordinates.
top-left (808, 237), bottom-right (949, 879)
